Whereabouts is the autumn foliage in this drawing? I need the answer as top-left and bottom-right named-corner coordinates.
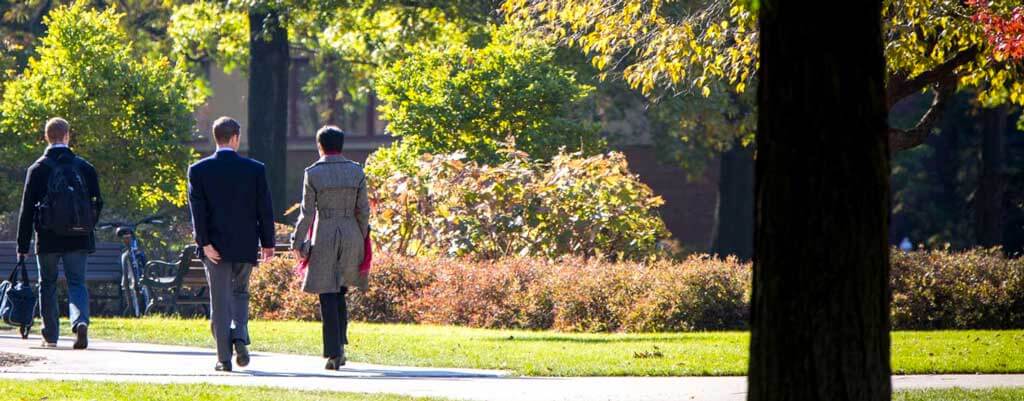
top-left (971, 0), bottom-right (1024, 60)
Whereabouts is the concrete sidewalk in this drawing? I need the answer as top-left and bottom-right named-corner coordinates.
top-left (0, 333), bottom-right (1021, 401)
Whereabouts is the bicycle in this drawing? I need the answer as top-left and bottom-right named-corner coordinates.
top-left (97, 215), bottom-right (165, 317)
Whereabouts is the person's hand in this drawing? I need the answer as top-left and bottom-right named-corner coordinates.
top-left (291, 249), bottom-right (304, 260)
top-left (203, 244), bottom-right (222, 264)
top-left (261, 248), bottom-right (275, 261)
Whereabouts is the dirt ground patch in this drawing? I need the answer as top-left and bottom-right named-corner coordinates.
top-left (0, 352), bottom-right (41, 367)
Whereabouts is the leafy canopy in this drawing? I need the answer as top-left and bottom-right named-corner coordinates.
top-left (166, 1), bottom-right (495, 125)
top-left (168, 1), bottom-right (249, 74)
top-left (505, 0), bottom-right (1024, 141)
top-left (0, 1), bottom-right (202, 214)
top-left (375, 25), bottom-right (604, 163)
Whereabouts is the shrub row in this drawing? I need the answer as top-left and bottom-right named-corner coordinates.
top-left (890, 247), bottom-right (1024, 329)
top-left (251, 247), bottom-right (1024, 332)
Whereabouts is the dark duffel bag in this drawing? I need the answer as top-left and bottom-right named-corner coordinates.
top-left (0, 257), bottom-right (36, 339)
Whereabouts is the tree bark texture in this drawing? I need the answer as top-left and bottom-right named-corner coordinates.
top-left (247, 9), bottom-right (290, 220)
top-left (711, 142), bottom-right (755, 260)
top-left (976, 106), bottom-right (1007, 247)
top-left (749, 1), bottom-right (892, 400)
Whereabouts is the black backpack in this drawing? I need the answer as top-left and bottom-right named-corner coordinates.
top-left (36, 155), bottom-right (96, 237)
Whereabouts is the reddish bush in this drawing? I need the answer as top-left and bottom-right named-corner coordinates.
top-left (249, 254), bottom-right (318, 321)
top-left (349, 254), bottom-right (436, 323)
top-left (249, 248), bottom-right (1023, 332)
top-left (890, 247), bottom-right (1024, 329)
top-left (407, 258), bottom-right (541, 328)
top-left (625, 256), bottom-right (751, 332)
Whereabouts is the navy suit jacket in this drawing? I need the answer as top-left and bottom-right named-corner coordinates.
top-left (187, 150), bottom-right (275, 264)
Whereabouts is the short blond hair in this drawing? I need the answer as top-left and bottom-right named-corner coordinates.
top-left (44, 117), bottom-right (70, 143)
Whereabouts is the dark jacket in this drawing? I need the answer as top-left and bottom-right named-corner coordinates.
top-left (187, 149), bottom-right (276, 264)
top-left (17, 147), bottom-right (103, 255)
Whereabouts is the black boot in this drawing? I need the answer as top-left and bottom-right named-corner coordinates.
top-left (234, 341), bottom-right (250, 367)
top-left (73, 324), bottom-right (88, 350)
top-left (325, 348), bottom-right (346, 371)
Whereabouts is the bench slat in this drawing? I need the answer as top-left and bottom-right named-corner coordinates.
top-left (0, 242), bottom-right (123, 284)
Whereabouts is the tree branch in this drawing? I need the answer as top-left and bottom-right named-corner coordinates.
top-left (886, 46), bottom-right (978, 108)
top-left (888, 80), bottom-right (957, 153)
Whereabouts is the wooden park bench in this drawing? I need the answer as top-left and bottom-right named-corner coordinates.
top-left (0, 241), bottom-right (125, 314)
top-left (142, 243), bottom-right (291, 317)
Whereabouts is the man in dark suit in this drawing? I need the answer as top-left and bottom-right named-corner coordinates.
top-left (17, 117), bottom-right (102, 350)
top-left (187, 117), bottom-right (275, 372)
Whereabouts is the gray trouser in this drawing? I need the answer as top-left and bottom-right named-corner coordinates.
top-left (203, 258), bottom-right (252, 362)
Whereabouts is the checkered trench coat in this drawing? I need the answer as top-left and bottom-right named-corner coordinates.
top-left (290, 155), bottom-right (370, 293)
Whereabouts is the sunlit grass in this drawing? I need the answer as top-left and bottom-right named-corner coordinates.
top-left (35, 317), bottom-right (1024, 377)
top-left (0, 380), bottom-right (444, 401)
top-left (895, 388), bottom-right (1024, 401)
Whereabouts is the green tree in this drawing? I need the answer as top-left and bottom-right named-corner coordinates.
top-left (375, 26), bottom-right (604, 163)
top-left (288, 2), bottom-right (493, 126)
top-left (168, 1), bottom-right (249, 74)
top-left (506, 0), bottom-right (1024, 137)
top-left (165, 0), bottom-right (497, 218)
top-left (0, 2), bottom-right (202, 215)
top-left (506, 0), bottom-right (1024, 256)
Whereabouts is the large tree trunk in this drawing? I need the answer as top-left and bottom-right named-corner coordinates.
top-left (976, 106), bottom-right (1007, 247)
top-left (29, 0), bottom-right (51, 37)
top-left (749, 1), bottom-right (891, 400)
top-left (366, 91), bottom-right (378, 136)
top-left (247, 9), bottom-right (289, 220)
top-left (711, 142), bottom-right (754, 260)
top-left (323, 54), bottom-right (341, 126)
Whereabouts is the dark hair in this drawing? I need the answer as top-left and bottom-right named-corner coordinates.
top-left (212, 116), bottom-right (241, 145)
top-left (317, 125), bottom-right (345, 153)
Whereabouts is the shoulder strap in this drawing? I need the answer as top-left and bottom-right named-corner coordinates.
top-left (9, 258), bottom-right (28, 284)
top-left (39, 156), bottom-right (58, 171)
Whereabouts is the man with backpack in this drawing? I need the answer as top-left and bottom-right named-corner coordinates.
top-left (16, 117), bottom-right (103, 349)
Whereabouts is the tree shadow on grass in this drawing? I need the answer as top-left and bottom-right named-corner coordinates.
top-left (241, 368), bottom-right (507, 379)
top-left (110, 349), bottom-right (218, 357)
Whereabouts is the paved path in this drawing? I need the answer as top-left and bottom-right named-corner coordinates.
top-left (0, 334), bottom-right (1021, 401)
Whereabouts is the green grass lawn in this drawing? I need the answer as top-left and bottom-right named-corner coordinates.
top-left (0, 380), bottom-right (442, 401)
top-left (36, 317), bottom-right (1024, 377)
top-left (0, 380), bottom-right (1020, 401)
top-left (895, 388), bottom-right (1024, 401)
